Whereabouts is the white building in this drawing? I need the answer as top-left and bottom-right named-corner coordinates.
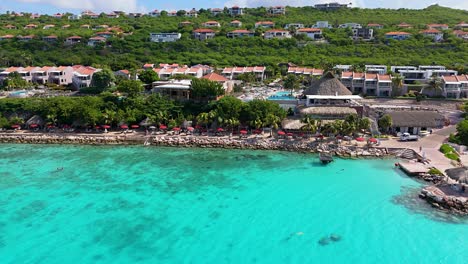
top-left (312, 21), bottom-right (333, 29)
top-left (339, 23), bottom-right (362, 29)
top-left (267, 6), bottom-right (286, 15)
top-left (365, 65), bottom-right (387, 74)
top-left (420, 29), bottom-right (444, 41)
top-left (228, 6), bottom-right (244, 16)
top-left (442, 75), bottom-right (468, 98)
top-left (264, 30), bottom-right (291, 39)
top-left (340, 72), bottom-right (393, 96)
top-left (149, 33), bottom-right (181, 42)
top-left (296, 28), bottom-right (322, 40)
top-left (284, 23), bottom-right (304, 29)
top-left (221, 66), bottom-right (266, 81)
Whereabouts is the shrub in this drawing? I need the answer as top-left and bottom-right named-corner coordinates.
top-left (428, 168), bottom-right (443, 176)
top-left (439, 144), bottom-right (454, 154)
top-left (445, 153), bottom-right (459, 161)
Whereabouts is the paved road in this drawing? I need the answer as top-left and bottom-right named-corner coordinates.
top-left (379, 125), bottom-right (458, 172)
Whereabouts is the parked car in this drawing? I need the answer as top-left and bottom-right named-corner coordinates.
top-left (399, 132), bottom-right (419, 141)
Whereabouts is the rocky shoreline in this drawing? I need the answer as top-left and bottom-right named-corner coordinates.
top-left (419, 185), bottom-right (468, 216)
top-left (2, 132), bottom-right (466, 216)
top-left (0, 133), bottom-right (390, 157)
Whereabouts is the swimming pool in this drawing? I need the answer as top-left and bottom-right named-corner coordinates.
top-left (8, 90), bottom-right (28, 98)
top-left (267, 91), bottom-right (296, 100)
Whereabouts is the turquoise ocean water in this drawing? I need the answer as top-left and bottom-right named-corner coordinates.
top-left (0, 144), bottom-right (466, 263)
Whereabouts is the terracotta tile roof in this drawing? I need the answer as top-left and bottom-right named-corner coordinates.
top-left (75, 66), bottom-right (97, 76)
top-left (231, 20), bottom-right (241, 23)
top-left (453, 30), bottom-right (468, 35)
top-left (202, 72), bottom-right (228, 82)
top-left (442, 75), bottom-right (458, 82)
top-left (67, 36), bottom-right (82, 39)
top-left (143, 64), bottom-right (154, 68)
top-left (341, 71), bottom-right (353, 78)
top-left (365, 73), bottom-right (377, 80)
top-left (254, 66), bottom-right (266, 72)
top-left (245, 67), bottom-right (255, 71)
top-left (385, 31), bottom-right (411, 35)
top-left (1, 35), bottom-right (15, 39)
top-left (353, 72), bottom-right (365, 78)
top-left (211, 8), bottom-right (223, 11)
top-left (193, 28), bottom-right (215, 33)
top-left (428, 24), bottom-right (448, 27)
top-left (204, 21), bottom-right (219, 24)
top-left (230, 29), bottom-right (252, 33)
top-left (222, 67), bottom-right (233, 73)
top-left (233, 67), bottom-right (244, 72)
top-left (420, 29), bottom-right (441, 33)
top-left (378, 74), bottom-right (391, 81)
top-left (44, 35), bottom-right (58, 38)
top-left (457, 75), bottom-right (468, 82)
top-left (398, 23), bottom-right (412, 27)
top-left (153, 68), bottom-right (161, 73)
top-left (367, 23), bottom-right (382, 26)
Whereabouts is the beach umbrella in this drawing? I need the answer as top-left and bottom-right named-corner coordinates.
top-left (120, 125), bottom-right (128, 129)
top-left (149, 126), bottom-right (156, 130)
top-left (102, 125), bottom-right (111, 129)
top-left (172, 127), bottom-right (181, 131)
top-left (131, 125), bottom-right (139, 129)
top-left (63, 124), bottom-right (70, 129)
top-left (195, 125), bottom-right (202, 129)
top-left (355, 137), bottom-right (365, 142)
top-left (240, 130), bottom-right (248, 135)
top-left (159, 125), bottom-right (167, 130)
top-left (217, 128), bottom-right (224, 132)
top-left (368, 138), bottom-right (378, 143)
top-left (254, 129), bottom-right (262, 134)
top-left (29, 124), bottom-right (38, 128)
top-left (335, 135), bottom-right (343, 139)
top-left (95, 125), bottom-right (101, 129)
top-left (11, 124), bottom-right (20, 129)
top-left (277, 131), bottom-right (285, 135)
top-left (48, 125), bottom-right (56, 128)
top-left (187, 127), bottom-right (194, 131)
top-left (287, 132), bottom-right (293, 136)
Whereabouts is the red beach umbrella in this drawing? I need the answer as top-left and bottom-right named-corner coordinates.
top-left (48, 125), bottom-right (56, 128)
top-left (11, 124), bottom-right (20, 129)
top-left (287, 132), bottom-right (293, 136)
top-left (172, 127), bottom-right (181, 131)
top-left (335, 135), bottom-right (343, 139)
top-left (195, 125), bottom-right (202, 129)
top-left (159, 125), bottom-right (167, 130)
top-left (120, 125), bottom-right (128, 129)
top-left (131, 125), bottom-right (139, 129)
top-left (355, 137), bottom-right (365, 142)
top-left (217, 128), bottom-right (224, 132)
top-left (187, 127), bottom-right (194, 131)
top-left (240, 130), bottom-right (248, 135)
top-left (29, 124), bottom-right (38, 128)
top-left (254, 129), bottom-right (262, 134)
top-left (368, 138), bottom-right (378, 143)
top-left (277, 131), bottom-right (285, 135)
top-left (102, 125), bottom-right (111, 129)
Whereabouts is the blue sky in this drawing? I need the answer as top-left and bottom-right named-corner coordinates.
top-left (2, 1), bottom-right (467, 14)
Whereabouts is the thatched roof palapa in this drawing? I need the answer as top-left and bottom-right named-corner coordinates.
top-left (303, 72), bottom-right (352, 96)
top-left (300, 107), bottom-right (357, 116)
top-left (445, 167), bottom-right (468, 184)
top-left (386, 111), bottom-right (445, 128)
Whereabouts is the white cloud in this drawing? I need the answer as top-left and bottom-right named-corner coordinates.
top-left (13, 0), bottom-right (141, 12)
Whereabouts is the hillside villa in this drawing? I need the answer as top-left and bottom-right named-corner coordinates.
top-left (385, 32), bottom-right (411, 40)
top-left (227, 30), bottom-right (255, 38)
top-left (296, 28), bottom-right (322, 39)
top-left (149, 33), bottom-right (182, 42)
top-left (264, 30), bottom-right (291, 39)
top-left (420, 29), bottom-right (444, 41)
top-left (193, 29), bottom-right (216, 40)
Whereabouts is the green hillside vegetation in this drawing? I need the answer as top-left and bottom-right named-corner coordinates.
top-left (0, 5), bottom-right (467, 72)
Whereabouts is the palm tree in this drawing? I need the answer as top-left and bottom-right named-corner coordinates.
top-left (196, 112), bottom-right (210, 131)
top-left (265, 114), bottom-right (281, 136)
top-left (283, 74), bottom-right (300, 95)
top-left (301, 115), bottom-right (318, 134)
top-left (250, 118), bottom-right (263, 130)
top-left (391, 73), bottom-right (404, 97)
top-left (426, 75), bottom-right (443, 96)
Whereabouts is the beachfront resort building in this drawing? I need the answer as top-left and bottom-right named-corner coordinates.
top-left (221, 66), bottom-right (266, 81)
top-left (71, 66), bottom-right (101, 89)
top-left (149, 33), bottom-right (181, 42)
top-left (340, 72), bottom-right (392, 96)
top-left (441, 75), bottom-right (468, 99)
top-left (382, 111), bottom-right (445, 135)
top-left (287, 67), bottom-right (324, 77)
top-left (0, 66), bottom-right (76, 86)
top-left (151, 64), bottom-right (206, 80)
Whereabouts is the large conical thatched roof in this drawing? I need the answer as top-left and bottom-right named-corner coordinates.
top-left (303, 72), bottom-right (352, 96)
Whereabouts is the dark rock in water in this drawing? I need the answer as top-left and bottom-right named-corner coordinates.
top-left (330, 234), bottom-right (341, 242)
top-left (318, 237), bottom-right (330, 246)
